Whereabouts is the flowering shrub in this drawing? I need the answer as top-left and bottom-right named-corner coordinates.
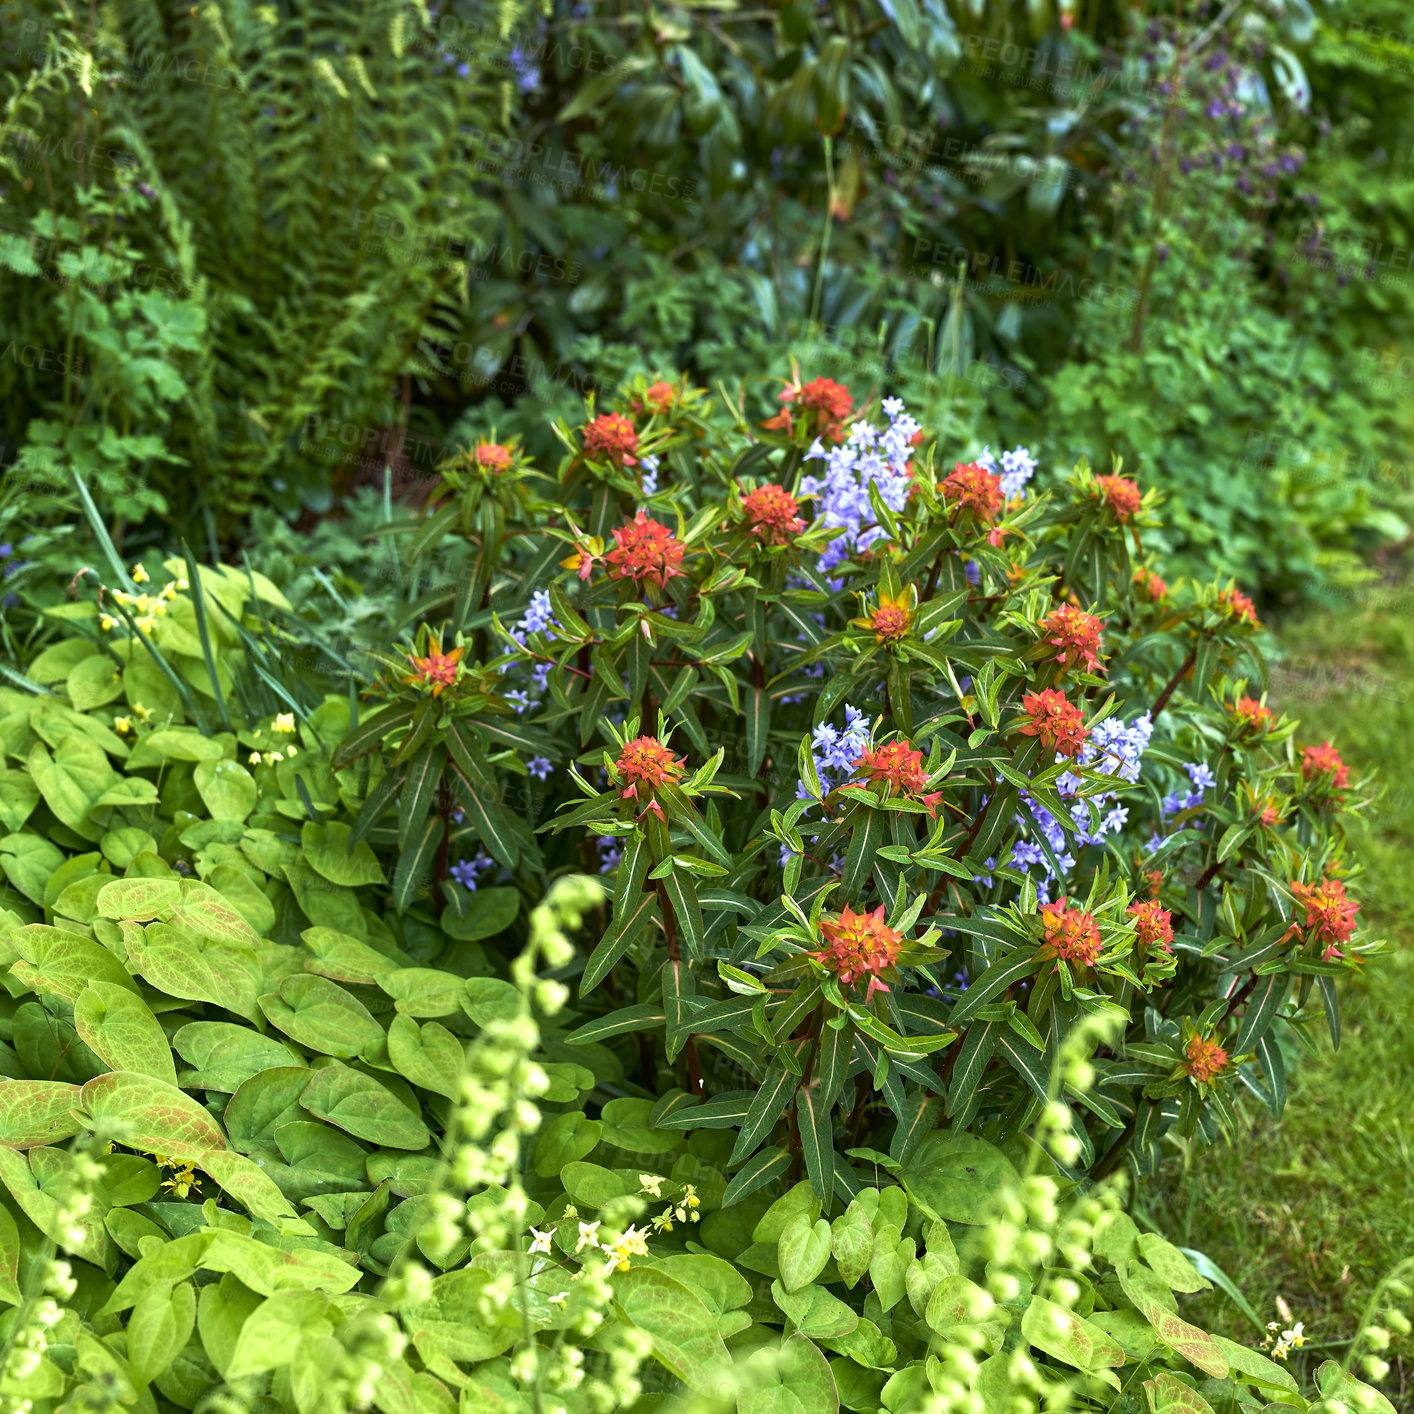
top-left (0, 370), bottom-right (1392, 1408)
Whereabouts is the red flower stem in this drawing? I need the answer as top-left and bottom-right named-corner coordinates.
top-left (1150, 646), bottom-right (1198, 722)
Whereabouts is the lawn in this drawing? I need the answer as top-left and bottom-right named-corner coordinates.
top-left (1140, 577), bottom-right (1414, 1402)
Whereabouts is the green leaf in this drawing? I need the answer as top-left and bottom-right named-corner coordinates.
top-left (29, 735), bottom-right (117, 830)
top-left (387, 1014), bottom-right (464, 1099)
top-left (831, 1201), bottom-right (874, 1288)
top-left (173, 1021), bottom-right (302, 1093)
top-left (300, 1062), bottom-right (429, 1149)
top-left (80, 1070), bottom-right (228, 1162)
top-left (193, 758), bottom-right (258, 823)
top-left (128, 1279), bottom-right (197, 1386)
top-left (737, 1333), bottom-right (839, 1414)
top-left (770, 1279), bottom-right (858, 1340)
top-left (565, 1002), bottom-right (667, 1045)
top-left (393, 815), bottom-right (442, 914)
top-left (302, 820), bottom-right (385, 887)
top-left (729, 1064), bottom-right (799, 1165)
top-left (0, 1079), bottom-right (84, 1149)
top-left (746, 685), bottom-right (770, 777)
top-left (613, 1266), bottom-right (733, 1399)
top-left (73, 983), bottom-right (177, 1085)
top-left (661, 866), bottom-right (705, 962)
top-left (331, 703), bottom-right (417, 770)
top-left (776, 1211), bottom-right (832, 1301)
top-left (580, 889), bottom-right (657, 997)
top-left (722, 1146), bottom-right (792, 1207)
top-left (1022, 1294), bottom-right (1126, 1379)
top-left (1142, 1372), bottom-right (1217, 1413)
top-left (796, 1083), bottom-right (835, 1205)
top-left (259, 974), bottom-right (384, 1058)
top-left (899, 1129), bottom-right (1019, 1225)
top-left (449, 771), bottom-right (518, 870)
top-left (379, 967), bottom-right (466, 1018)
top-left (944, 948), bottom-right (1040, 1026)
top-left (441, 886), bottom-right (519, 941)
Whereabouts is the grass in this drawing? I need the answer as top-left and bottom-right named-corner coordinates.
top-left (1136, 578), bottom-right (1414, 1404)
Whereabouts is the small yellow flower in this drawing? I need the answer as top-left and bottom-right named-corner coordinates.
top-left (131, 702), bottom-right (151, 720)
top-left (273, 712), bottom-right (296, 734)
top-left (131, 563), bottom-right (149, 585)
top-left (285, 745), bottom-right (298, 758)
top-left (113, 717), bottom-right (132, 734)
top-left (249, 752), bottom-right (262, 765)
top-left (267, 751), bottom-right (284, 764)
top-left (549, 1291), bottom-right (568, 1307)
top-left (134, 615), bottom-right (155, 635)
top-left (159, 581), bottom-right (178, 602)
top-left (639, 1174), bottom-right (663, 1198)
top-left (99, 614), bottom-right (117, 632)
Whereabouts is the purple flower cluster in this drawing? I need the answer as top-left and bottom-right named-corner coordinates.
top-left (450, 851), bottom-right (494, 890)
top-left (801, 400), bottom-right (920, 577)
top-left (1006, 713), bottom-right (1155, 904)
top-left (976, 445), bottom-right (1039, 500)
top-left (796, 705), bottom-right (870, 812)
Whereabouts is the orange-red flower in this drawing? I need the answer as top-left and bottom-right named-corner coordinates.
top-left (1231, 696), bottom-right (1273, 733)
top-left (1134, 569), bottom-right (1167, 603)
top-left (764, 375), bottom-right (854, 443)
top-left (1038, 604), bottom-right (1105, 675)
top-left (1145, 868), bottom-right (1163, 899)
top-left (402, 637), bottom-right (465, 697)
top-left (583, 412), bottom-right (639, 467)
top-left (631, 380), bottom-right (676, 416)
top-left (1018, 688), bottom-right (1090, 758)
top-left (1183, 1033), bottom-right (1229, 1083)
top-left (813, 904), bottom-right (903, 999)
top-left (851, 738), bottom-right (944, 818)
top-left (605, 512), bottom-right (687, 595)
top-left (866, 590), bottom-right (913, 645)
top-left (1289, 877), bottom-right (1360, 961)
top-left (939, 461), bottom-right (1005, 523)
top-left (1301, 740), bottom-right (1348, 791)
top-left (475, 442), bottom-right (513, 470)
top-left (741, 484), bottom-right (804, 546)
top-left (1217, 587), bottom-right (1260, 628)
top-left (615, 736), bottom-right (687, 820)
top-left (1128, 898), bottom-right (1174, 954)
top-left (1096, 474), bottom-right (1142, 522)
top-left (1257, 796), bottom-right (1283, 829)
top-left (1038, 898), bottom-right (1103, 969)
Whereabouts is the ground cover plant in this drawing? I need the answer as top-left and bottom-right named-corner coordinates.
top-left (0, 372), bottom-right (1400, 1410)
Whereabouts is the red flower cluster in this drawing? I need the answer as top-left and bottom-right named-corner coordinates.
top-left (1096, 474), bottom-right (1142, 521)
top-left (1217, 587), bottom-right (1260, 628)
top-left (1231, 696), bottom-right (1274, 733)
top-left (1038, 604), bottom-right (1105, 675)
top-left (605, 512), bottom-right (687, 595)
top-left (940, 461), bottom-right (1005, 522)
top-left (813, 904), bottom-right (903, 1000)
top-left (474, 442), bottom-right (513, 469)
top-left (1183, 1034), bottom-right (1229, 1083)
top-left (403, 638), bottom-right (465, 698)
top-left (1257, 796), bottom-right (1283, 829)
top-left (1133, 568), bottom-right (1168, 602)
top-left (868, 591), bottom-right (913, 644)
top-left (633, 380), bottom-right (675, 415)
top-left (1018, 688), bottom-right (1089, 758)
top-left (765, 376), bottom-right (854, 443)
top-left (1289, 877), bottom-right (1360, 961)
top-left (615, 736), bottom-right (687, 821)
top-left (1038, 898), bottom-right (1103, 969)
top-left (1127, 899), bottom-right (1174, 954)
top-left (852, 739), bottom-right (944, 819)
top-left (1301, 740), bottom-right (1349, 791)
top-left (582, 412), bottom-right (639, 467)
top-left (741, 484), bottom-right (804, 546)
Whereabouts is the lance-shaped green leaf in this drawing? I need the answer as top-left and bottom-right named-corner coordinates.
top-left (1230, 971), bottom-right (1289, 1055)
top-left (393, 815), bottom-right (442, 914)
top-left (946, 947), bottom-right (1041, 1026)
top-left (946, 1019), bottom-right (1002, 1118)
top-left (659, 866), bottom-right (705, 963)
top-left (397, 745), bottom-right (445, 850)
top-left (746, 685), bottom-right (770, 777)
top-left (331, 702), bottom-right (417, 771)
top-left (580, 889), bottom-right (657, 997)
top-left (795, 1083), bottom-right (835, 1205)
top-left (449, 769), bottom-right (518, 870)
top-left (722, 1146), bottom-right (792, 1207)
top-left (729, 1064), bottom-right (799, 1164)
top-left (565, 1002), bottom-right (667, 1045)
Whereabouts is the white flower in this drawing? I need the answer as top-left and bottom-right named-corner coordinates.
top-left (273, 712), bottom-right (296, 733)
top-left (249, 752), bottom-right (262, 765)
top-left (575, 1220), bottom-right (601, 1252)
top-left (528, 1227), bottom-right (554, 1255)
top-left (549, 1291), bottom-right (568, 1307)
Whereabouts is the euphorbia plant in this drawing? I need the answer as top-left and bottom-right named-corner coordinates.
top-left (337, 368), bottom-right (1382, 1200)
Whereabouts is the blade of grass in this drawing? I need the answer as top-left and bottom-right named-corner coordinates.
top-left (181, 543), bottom-right (233, 733)
top-left (70, 466), bottom-right (134, 593)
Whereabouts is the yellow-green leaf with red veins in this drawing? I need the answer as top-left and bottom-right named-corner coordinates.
top-left (0, 1079), bottom-right (83, 1148)
top-left (95, 877), bottom-right (181, 921)
top-left (1119, 1260), bottom-right (1229, 1379)
top-left (1144, 1372), bottom-right (1217, 1413)
top-left (197, 1149), bottom-right (300, 1227)
top-left (10, 925), bottom-right (143, 1004)
top-left (80, 1071), bottom-right (227, 1163)
top-left (168, 879), bottom-right (264, 948)
top-left (1022, 1294), bottom-right (1126, 1381)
